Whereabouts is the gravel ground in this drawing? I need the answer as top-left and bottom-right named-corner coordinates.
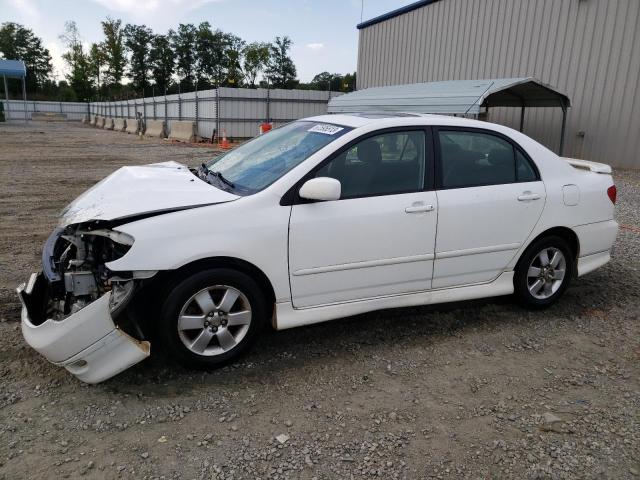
top-left (0, 121), bottom-right (638, 480)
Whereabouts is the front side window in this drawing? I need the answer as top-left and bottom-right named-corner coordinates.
top-left (206, 121), bottom-right (351, 194)
top-left (439, 130), bottom-right (536, 188)
top-left (315, 130), bottom-right (426, 199)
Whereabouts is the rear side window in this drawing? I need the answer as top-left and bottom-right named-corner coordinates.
top-left (438, 130), bottom-right (538, 188)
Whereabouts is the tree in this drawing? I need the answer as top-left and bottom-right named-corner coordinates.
top-left (170, 23), bottom-right (197, 90)
top-left (223, 33), bottom-right (245, 87)
top-left (59, 21), bottom-right (93, 100)
top-left (87, 43), bottom-right (105, 92)
top-left (265, 36), bottom-right (297, 89)
top-left (243, 42), bottom-right (270, 88)
top-left (149, 34), bottom-right (174, 93)
top-left (123, 24), bottom-right (153, 92)
top-left (194, 22), bottom-right (221, 88)
top-left (100, 17), bottom-right (126, 88)
top-left (0, 22), bottom-right (52, 93)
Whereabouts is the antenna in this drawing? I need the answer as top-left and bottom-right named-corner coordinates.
top-left (361, 0), bottom-right (364, 22)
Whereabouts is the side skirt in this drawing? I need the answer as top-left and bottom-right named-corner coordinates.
top-left (274, 272), bottom-right (515, 330)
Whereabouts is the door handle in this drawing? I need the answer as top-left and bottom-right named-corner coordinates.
top-left (405, 203), bottom-right (435, 213)
top-left (517, 192), bottom-right (541, 202)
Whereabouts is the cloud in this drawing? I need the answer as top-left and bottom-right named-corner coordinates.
top-left (6, 0), bottom-right (39, 17)
top-left (89, 0), bottom-right (223, 14)
top-left (306, 43), bottom-right (324, 50)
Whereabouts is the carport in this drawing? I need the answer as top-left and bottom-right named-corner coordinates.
top-left (0, 59), bottom-right (27, 122)
top-left (327, 78), bottom-right (571, 155)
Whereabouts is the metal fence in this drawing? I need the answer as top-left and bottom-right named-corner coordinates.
top-left (1, 99), bottom-right (88, 121)
top-left (88, 87), bottom-right (341, 139)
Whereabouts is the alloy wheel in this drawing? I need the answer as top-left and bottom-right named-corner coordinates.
top-left (526, 247), bottom-right (567, 300)
top-left (177, 285), bottom-right (252, 356)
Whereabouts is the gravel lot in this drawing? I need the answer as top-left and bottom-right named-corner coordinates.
top-left (0, 121), bottom-right (638, 480)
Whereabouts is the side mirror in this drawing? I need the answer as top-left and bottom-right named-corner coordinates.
top-left (299, 177), bottom-right (341, 202)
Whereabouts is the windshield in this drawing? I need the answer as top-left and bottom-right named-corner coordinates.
top-left (205, 121), bottom-right (351, 194)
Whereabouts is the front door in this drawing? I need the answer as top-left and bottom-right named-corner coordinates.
top-left (288, 129), bottom-right (438, 308)
top-left (433, 128), bottom-right (546, 288)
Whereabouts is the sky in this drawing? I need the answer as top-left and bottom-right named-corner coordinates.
top-left (1, 0), bottom-right (417, 82)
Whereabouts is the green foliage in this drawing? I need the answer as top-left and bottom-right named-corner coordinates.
top-left (243, 42), bottom-right (270, 88)
top-left (265, 36), bottom-right (298, 89)
top-left (87, 43), bottom-right (105, 92)
top-left (307, 71), bottom-right (357, 92)
top-left (0, 22), bottom-right (52, 93)
top-left (1, 19), bottom-right (356, 101)
top-left (170, 23), bottom-right (197, 91)
top-left (123, 24), bottom-right (153, 92)
top-left (59, 21), bottom-right (94, 101)
top-left (149, 34), bottom-right (174, 94)
top-left (100, 17), bottom-right (126, 88)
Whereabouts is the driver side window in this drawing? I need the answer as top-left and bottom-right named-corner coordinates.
top-left (315, 130), bottom-right (426, 199)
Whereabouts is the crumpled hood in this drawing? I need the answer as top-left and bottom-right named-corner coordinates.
top-left (59, 161), bottom-right (239, 226)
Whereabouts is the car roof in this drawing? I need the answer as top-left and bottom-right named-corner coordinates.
top-left (304, 113), bottom-right (491, 130)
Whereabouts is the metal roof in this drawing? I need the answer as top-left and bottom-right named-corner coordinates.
top-left (0, 59), bottom-right (27, 78)
top-left (357, 0), bottom-right (443, 29)
top-left (327, 78), bottom-right (570, 115)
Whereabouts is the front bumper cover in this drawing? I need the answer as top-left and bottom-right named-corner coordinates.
top-left (17, 272), bottom-right (150, 384)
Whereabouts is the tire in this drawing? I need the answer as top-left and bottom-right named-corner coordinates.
top-left (514, 235), bottom-right (574, 309)
top-left (158, 268), bottom-right (268, 369)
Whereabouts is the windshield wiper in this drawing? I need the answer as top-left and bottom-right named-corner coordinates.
top-left (201, 163), bottom-right (235, 189)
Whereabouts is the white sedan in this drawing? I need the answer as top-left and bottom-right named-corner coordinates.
top-left (17, 114), bottom-right (618, 383)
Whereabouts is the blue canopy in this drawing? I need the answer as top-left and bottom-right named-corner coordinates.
top-left (0, 59), bottom-right (27, 78)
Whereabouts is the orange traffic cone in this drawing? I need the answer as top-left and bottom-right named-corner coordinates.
top-left (219, 129), bottom-right (231, 149)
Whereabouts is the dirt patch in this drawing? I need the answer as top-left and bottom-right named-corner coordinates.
top-left (0, 122), bottom-right (638, 479)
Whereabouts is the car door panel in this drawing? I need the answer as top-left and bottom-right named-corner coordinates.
top-left (289, 192), bottom-right (438, 307)
top-left (433, 128), bottom-right (546, 288)
top-left (433, 182), bottom-right (545, 287)
top-left (288, 128), bottom-right (437, 308)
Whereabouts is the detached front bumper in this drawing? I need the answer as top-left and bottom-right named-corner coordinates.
top-left (17, 272), bottom-right (150, 384)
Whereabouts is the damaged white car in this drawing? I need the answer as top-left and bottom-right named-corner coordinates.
top-left (18, 114), bottom-right (618, 383)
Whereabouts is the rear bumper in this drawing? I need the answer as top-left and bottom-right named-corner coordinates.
top-left (574, 219), bottom-right (618, 277)
top-left (17, 272), bottom-right (150, 384)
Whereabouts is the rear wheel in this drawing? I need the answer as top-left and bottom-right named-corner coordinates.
top-left (158, 268), bottom-right (267, 369)
top-left (514, 236), bottom-right (574, 308)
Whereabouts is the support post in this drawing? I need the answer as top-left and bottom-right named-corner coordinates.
top-left (194, 85), bottom-right (199, 134)
top-left (178, 93), bottom-right (182, 121)
top-left (22, 77), bottom-right (27, 122)
top-left (3, 75), bottom-right (10, 120)
top-left (519, 105), bottom-right (525, 132)
top-left (559, 106), bottom-right (567, 156)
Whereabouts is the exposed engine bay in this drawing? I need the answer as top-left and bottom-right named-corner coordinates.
top-left (36, 223), bottom-right (138, 326)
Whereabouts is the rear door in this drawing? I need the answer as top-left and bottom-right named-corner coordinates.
top-left (288, 128), bottom-right (438, 308)
top-left (433, 127), bottom-right (546, 288)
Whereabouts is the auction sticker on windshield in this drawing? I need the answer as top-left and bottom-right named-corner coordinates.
top-left (307, 124), bottom-right (344, 135)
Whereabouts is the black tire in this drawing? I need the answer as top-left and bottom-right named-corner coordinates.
top-left (514, 235), bottom-right (574, 309)
top-left (158, 268), bottom-right (268, 369)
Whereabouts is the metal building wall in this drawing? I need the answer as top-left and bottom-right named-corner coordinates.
top-left (357, 0), bottom-right (640, 168)
top-left (1, 99), bottom-right (88, 120)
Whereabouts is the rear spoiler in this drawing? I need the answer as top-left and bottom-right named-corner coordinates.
top-left (562, 157), bottom-right (612, 174)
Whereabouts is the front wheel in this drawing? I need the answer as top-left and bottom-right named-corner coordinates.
top-left (158, 268), bottom-right (267, 369)
top-left (514, 236), bottom-right (574, 309)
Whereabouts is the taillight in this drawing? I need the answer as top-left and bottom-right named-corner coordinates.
top-left (607, 185), bottom-right (617, 204)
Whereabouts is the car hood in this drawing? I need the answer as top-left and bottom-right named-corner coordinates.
top-left (59, 161), bottom-right (239, 226)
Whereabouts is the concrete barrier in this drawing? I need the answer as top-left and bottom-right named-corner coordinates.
top-left (104, 118), bottom-right (115, 130)
top-left (113, 118), bottom-right (126, 132)
top-left (125, 118), bottom-right (140, 134)
top-left (32, 112), bottom-right (67, 121)
top-left (95, 116), bottom-right (105, 128)
top-left (81, 114), bottom-right (90, 124)
top-left (90, 115), bottom-right (98, 126)
top-left (168, 121), bottom-right (197, 143)
top-left (144, 119), bottom-right (166, 138)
